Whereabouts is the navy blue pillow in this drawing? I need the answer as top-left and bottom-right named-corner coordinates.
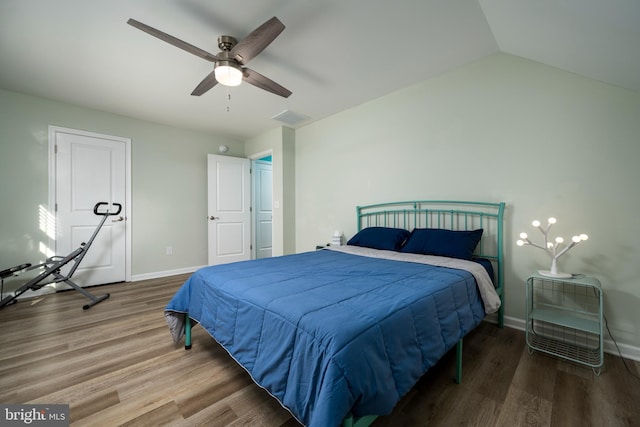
top-left (347, 227), bottom-right (410, 251)
top-left (400, 228), bottom-right (484, 260)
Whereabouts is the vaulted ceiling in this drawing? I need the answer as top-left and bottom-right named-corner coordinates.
top-left (1, 0), bottom-right (638, 139)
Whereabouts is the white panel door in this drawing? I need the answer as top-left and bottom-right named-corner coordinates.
top-left (53, 128), bottom-right (128, 287)
top-left (253, 160), bottom-right (273, 259)
top-left (208, 154), bottom-right (251, 265)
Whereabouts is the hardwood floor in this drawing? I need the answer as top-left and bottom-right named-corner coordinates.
top-left (1, 275), bottom-right (638, 426)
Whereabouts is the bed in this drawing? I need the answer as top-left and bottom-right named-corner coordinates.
top-left (165, 200), bottom-right (505, 427)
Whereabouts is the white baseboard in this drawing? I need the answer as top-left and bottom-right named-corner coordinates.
top-left (2, 265), bottom-right (206, 300)
top-left (2, 266), bottom-right (203, 302)
top-left (1, 284), bottom-right (57, 302)
top-left (501, 315), bottom-right (640, 362)
top-left (131, 265), bottom-right (205, 282)
top-left (7, 271), bottom-right (640, 363)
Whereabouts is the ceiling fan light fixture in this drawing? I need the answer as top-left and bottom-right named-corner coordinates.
top-left (215, 61), bottom-right (243, 87)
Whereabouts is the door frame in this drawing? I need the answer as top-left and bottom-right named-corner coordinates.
top-left (48, 126), bottom-right (132, 282)
top-left (249, 150), bottom-right (273, 259)
top-left (251, 157), bottom-right (273, 259)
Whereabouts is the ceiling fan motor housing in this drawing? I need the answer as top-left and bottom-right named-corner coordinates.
top-left (218, 35), bottom-right (238, 52)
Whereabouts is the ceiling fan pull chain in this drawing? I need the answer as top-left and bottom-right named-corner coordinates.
top-left (226, 87), bottom-right (231, 112)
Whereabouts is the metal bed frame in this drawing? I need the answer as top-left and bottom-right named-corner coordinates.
top-left (344, 200), bottom-right (506, 427)
top-left (182, 200), bottom-right (505, 427)
top-left (356, 200), bottom-right (505, 327)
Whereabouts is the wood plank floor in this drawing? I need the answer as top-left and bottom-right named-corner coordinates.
top-left (1, 274), bottom-right (639, 426)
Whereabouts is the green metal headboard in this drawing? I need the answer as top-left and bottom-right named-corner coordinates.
top-left (356, 200), bottom-right (506, 327)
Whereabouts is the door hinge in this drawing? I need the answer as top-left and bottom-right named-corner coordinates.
top-left (250, 206), bottom-right (253, 212)
top-left (54, 144), bottom-right (58, 154)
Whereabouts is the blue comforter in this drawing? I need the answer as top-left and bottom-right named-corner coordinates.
top-left (165, 249), bottom-right (487, 426)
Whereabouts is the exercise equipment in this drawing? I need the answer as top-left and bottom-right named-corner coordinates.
top-left (0, 202), bottom-right (122, 310)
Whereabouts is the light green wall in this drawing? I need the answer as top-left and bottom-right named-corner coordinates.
top-left (0, 88), bottom-right (243, 282)
top-left (281, 126), bottom-right (296, 255)
top-left (295, 53), bottom-right (640, 350)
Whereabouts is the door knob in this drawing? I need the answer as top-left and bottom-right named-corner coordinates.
top-left (111, 216), bottom-right (125, 222)
top-left (209, 216), bottom-right (220, 220)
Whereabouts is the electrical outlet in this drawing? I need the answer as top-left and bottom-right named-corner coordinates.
top-left (166, 246), bottom-right (173, 256)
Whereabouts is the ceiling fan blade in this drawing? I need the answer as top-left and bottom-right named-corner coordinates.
top-left (229, 17), bottom-right (285, 64)
top-left (127, 18), bottom-right (219, 62)
top-left (191, 70), bottom-right (219, 96)
top-left (243, 68), bottom-right (292, 98)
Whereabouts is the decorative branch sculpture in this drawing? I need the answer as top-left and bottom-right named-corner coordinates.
top-left (517, 217), bottom-right (588, 278)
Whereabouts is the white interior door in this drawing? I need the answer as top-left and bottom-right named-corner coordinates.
top-left (253, 160), bottom-right (273, 259)
top-left (208, 154), bottom-right (251, 265)
top-left (51, 127), bottom-right (129, 287)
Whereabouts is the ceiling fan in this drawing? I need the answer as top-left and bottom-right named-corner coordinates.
top-left (127, 16), bottom-right (292, 98)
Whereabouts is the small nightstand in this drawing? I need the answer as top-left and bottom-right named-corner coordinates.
top-left (525, 273), bottom-right (603, 375)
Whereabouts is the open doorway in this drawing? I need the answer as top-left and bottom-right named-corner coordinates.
top-left (207, 152), bottom-right (273, 265)
top-left (252, 155), bottom-right (273, 259)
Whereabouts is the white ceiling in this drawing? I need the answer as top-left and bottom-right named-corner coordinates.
top-left (1, 0), bottom-right (638, 140)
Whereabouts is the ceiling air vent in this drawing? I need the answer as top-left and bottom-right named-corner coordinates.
top-left (271, 110), bottom-right (310, 127)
